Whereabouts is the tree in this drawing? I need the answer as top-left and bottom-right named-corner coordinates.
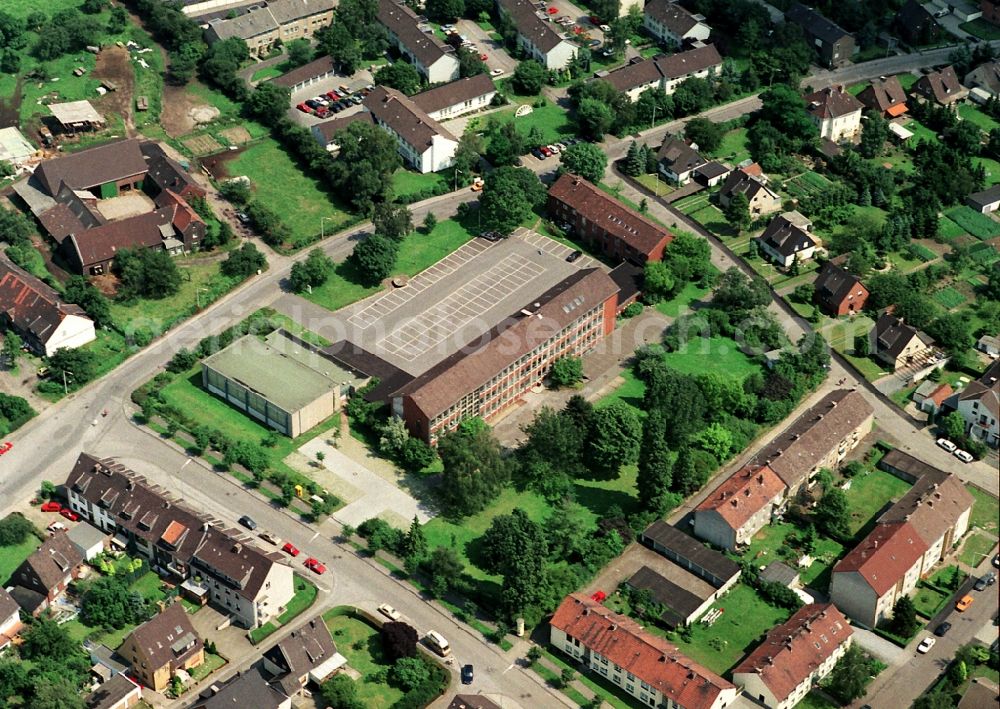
top-left (858, 111), bottom-right (891, 158)
top-left (511, 60), bottom-right (546, 95)
top-left (723, 192), bottom-right (751, 233)
top-left (349, 233), bottom-right (399, 285)
top-left (685, 117), bottom-right (724, 153)
top-left (588, 401), bottom-right (642, 475)
top-left (2, 332), bottom-right (21, 368)
top-left (373, 202), bottom-right (413, 241)
top-left (693, 422), bottom-right (734, 460)
top-left (63, 272), bottom-right (113, 325)
top-left (32, 678), bottom-right (85, 709)
top-left (389, 657), bottom-right (430, 691)
top-left (47, 347), bottom-right (98, 388)
top-left (289, 248), bottom-right (334, 292)
top-left (401, 515), bottom-right (428, 567)
top-left (622, 140), bottom-right (644, 176)
top-left (113, 248), bottom-right (182, 300)
top-left (400, 437), bottom-right (435, 472)
top-left (0, 514), bottom-right (35, 546)
top-left (814, 486), bottom-right (851, 541)
top-left (328, 121), bottom-right (402, 212)
top-left (422, 212), bottom-right (437, 234)
top-left (246, 82), bottom-right (291, 125)
top-left (577, 98), bottom-right (615, 140)
top-left (318, 22), bottom-right (361, 74)
top-left (825, 644), bottom-right (870, 705)
top-left (221, 242), bottom-right (267, 278)
top-left (637, 411), bottom-right (674, 513)
top-left (941, 410), bottom-right (967, 441)
top-left (480, 166), bottom-right (545, 235)
top-left (422, 546), bottom-right (464, 597)
top-left (425, 0), bottom-right (465, 21)
top-left (0, 49), bottom-right (19, 74)
top-left (890, 595), bottom-right (919, 638)
top-left (438, 423), bottom-right (510, 517)
top-left (559, 143), bottom-right (608, 183)
top-left (374, 61), bottom-right (422, 95)
top-left (914, 692), bottom-right (959, 709)
top-left (452, 131), bottom-right (484, 175)
top-left (381, 621), bottom-right (418, 661)
top-left (284, 37), bottom-right (312, 67)
top-left (322, 674), bottom-right (364, 709)
top-left (480, 509), bottom-right (550, 620)
top-left (20, 619), bottom-right (77, 661)
top-left (549, 356), bottom-right (583, 388)
top-left (714, 268), bottom-right (770, 313)
top-left (80, 576), bottom-right (150, 629)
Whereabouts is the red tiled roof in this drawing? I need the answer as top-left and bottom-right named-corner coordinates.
top-left (551, 594), bottom-right (734, 709)
top-left (0, 253), bottom-right (90, 345)
top-left (833, 521), bottom-right (927, 596)
top-left (877, 472), bottom-right (974, 550)
top-left (548, 173), bottom-right (674, 258)
top-left (733, 604), bottom-right (852, 704)
top-left (696, 464), bottom-right (787, 531)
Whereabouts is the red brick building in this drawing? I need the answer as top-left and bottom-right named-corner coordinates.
top-left (813, 261), bottom-right (869, 317)
top-left (392, 268), bottom-right (618, 443)
top-left (547, 173), bottom-right (673, 265)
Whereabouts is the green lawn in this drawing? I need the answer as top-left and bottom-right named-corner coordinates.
top-left (796, 691), bottom-right (839, 709)
top-left (670, 583), bottom-right (791, 675)
top-left (391, 169), bottom-right (450, 201)
top-left (303, 218), bottom-right (475, 313)
top-left (959, 104), bottom-right (1000, 132)
top-left (251, 67), bottom-right (284, 82)
top-left (276, 575), bottom-right (318, 624)
top-left (968, 486), bottom-right (1000, 534)
top-left (959, 532), bottom-right (997, 567)
top-left (961, 17), bottom-right (1000, 40)
top-left (0, 534), bottom-right (40, 585)
top-left (974, 156), bottom-right (1000, 186)
top-left (189, 652), bottom-right (227, 683)
top-left (662, 335), bottom-right (760, 381)
top-left (689, 204), bottom-right (737, 237)
top-left (744, 522), bottom-right (844, 588)
top-left (712, 128), bottom-right (750, 164)
top-left (937, 216), bottom-right (968, 240)
top-left (841, 470), bottom-right (912, 536)
top-left (898, 74), bottom-right (919, 91)
top-left (227, 138), bottom-right (356, 250)
top-left (905, 119), bottom-right (938, 145)
top-left (655, 279), bottom-right (713, 318)
top-left (108, 259), bottom-right (241, 334)
top-left (324, 615), bottom-right (404, 706)
top-left (503, 103), bottom-right (577, 144)
top-left (912, 584), bottom-right (948, 618)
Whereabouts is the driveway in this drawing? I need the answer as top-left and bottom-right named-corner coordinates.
top-left (456, 19), bottom-right (518, 76)
top-left (851, 627), bottom-right (908, 665)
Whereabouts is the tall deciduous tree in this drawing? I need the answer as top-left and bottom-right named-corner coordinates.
top-left (438, 423), bottom-right (510, 517)
top-left (480, 166), bottom-right (545, 235)
top-left (374, 61), bottom-right (422, 95)
top-left (684, 117), bottom-right (724, 153)
top-left (348, 233), bottom-right (399, 285)
top-left (588, 401), bottom-right (642, 475)
top-left (814, 485), bottom-right (851, 541)
top-left (373, 202), bottom-right (413, 241)
top-left (480, 509), bottom-right (550, 621)
top-left (511, 60), bottom-right (546, 95)
top-left (637, 410), bottom-right (674, 512)
top-left (559, 143), bottom-right (608, 183)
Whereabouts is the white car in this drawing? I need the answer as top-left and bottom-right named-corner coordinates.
top-left (917, 637), bottom-right (936, 654)
top-left (599, 23), bottom-right (611, 31)
top-left (490, 68), bottom-right (504, 76)
top-left (936, 438), bottom-right (957, 453)
top-left (378, 604), bottom-right (401, 621)
top-left (954, 449), bottom-right (974, 463)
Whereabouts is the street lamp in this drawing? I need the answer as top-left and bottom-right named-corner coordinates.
top-left (320, 216), bottom-right (334, 239)
top-left (195, 287), bottom-right (209, 309)
top-left (454, 167), bottom-right (463, 191)
top-left (62, 369), bottom-right (73, 396)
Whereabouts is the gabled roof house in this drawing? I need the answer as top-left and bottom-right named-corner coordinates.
top-left (857, 75), bottom-right (909, 118)
top-left (119, 602), bottom-right (204, 691)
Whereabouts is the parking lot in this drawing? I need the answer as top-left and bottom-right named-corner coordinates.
top-left (330, 228), bottom-right (604, 375)
top-left (286, 67), bottom-right (377, 127)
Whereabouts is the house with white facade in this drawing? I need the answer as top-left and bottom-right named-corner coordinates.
top-left (0, 588), bottom-right (22, 652)
top-left (364, 86), bottom-right (458, 173)
top-left (758, 212), bottom-right (818, 268)
top-left (643, 0), bottom-right (711, 48)
top-left (413, 74), bottom-right (497, 121)
top-left (377, 0), bottom-right (460, 84)
top-left (804, 86), bottom-right (863, 142)
top-left (693, 464), bottom-right (787, 551)
top-left (497, 0), bottom-right (577, 69)
top-left (946, 360), bottom-right (999, 447)
top-left (602, 44), bottom-right (723, 101)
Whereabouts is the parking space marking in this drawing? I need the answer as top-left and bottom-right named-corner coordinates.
top-left (515, 229), bottom-right (597, 269)
top-left (377, 254), bottom-right (545, 360)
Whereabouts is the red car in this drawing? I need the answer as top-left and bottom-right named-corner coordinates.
top-left (540, 145), bottom-right (552, 157)
top-left (591, 590), bottom-right (607, 602)
top-left (326, 90), bottom-right (341, 100)
top-left (0, 442), bottom-right (12, 454)
top-left (547, 6), bottom-right (558, 13)
top-left (282, 542), bottom-right (300, 557)
top-left (589, 15), bottom-right (602, 24)
top-left (296, 102), bottom-right (314, 114)
top-left (41, 501), bottom-right (62, 513)
top-left (480, 53), bottom-right (488, 61)
top-left (304, 558), bottom-right (326, 574)
top-left (60, 509), bottom-right (79, 522)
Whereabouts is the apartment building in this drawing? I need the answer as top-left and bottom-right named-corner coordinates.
top-left (377, 0), bottom-right (461, 83)
top-left (496, 0), bottom-right (577, 69)
top-left (601, 44), bottom-right (723, 101)
top-left (693, 464), bottom-right (787, 551)
top-left (643, 0), bottom-right (711, 48)
top-left (204, 0), bottom-right (336, 58)
top-left (364, 86), bottom-right (459, 173)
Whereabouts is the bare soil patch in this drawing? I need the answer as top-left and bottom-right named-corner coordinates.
top-left (160, 82), bottom-right (220, 137)
top-left (94, 192), bottom-right (155, 221)
top-left (200, 146), bottom-right (247, 180)
top-left (218, 126), bottom-right (252, 145)
top-left (92, 46), bottom-right (135, 132)
top-left (182, 133), bottom-right (224, 156)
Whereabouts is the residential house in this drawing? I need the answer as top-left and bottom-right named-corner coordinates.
top-left (830, 521), bottom-right (927, 627)
top-left (984, 0), bottom-right (1000, 26)
top-left (186, 667), bottom-right (291, 709)
top-left (391, 266), bottom-right (619, 443)
top-left (550, 594), bottom-right (738, 709)
top-left (717, 166), bottom-right (782, 217)
top-left (85, 674), bottom-right (142, 709)
top-left (753, 389), bottom-right (874, 499)
top-left (913, 380), bottom-right (954, 415)
top-left (785, 3), bottom-right (855, 68)
top-left (958, 677), bottom-right (1000, 709)
top-left (733, 604), bottom-right (853, 709)
top-left (377, 0), bottom-right (460, 84)
top-left (8, 532), bottom-right (84, 615)
top-left (273, 56), bottom-right (337, 93)
top-left (412, 74), bottom-right (497, 121)
top-left (262, 616), bottom-right (346, 697)
top-left (64, 453), bottom-right (296, 629)
top-left (964, 61), bottom-right (1000, 100)
top-left (913, 66), bottom-right (969, 107)
top-left (0, 588), bottom-right (22, 653)
top-left (967, 184), bottom-right (1000, 213)
top-left (364, 86), bottom-right (458, 174)
top-left (870, 313), bottom-right (936, 371)
top-left (601, 45), bottom-right (723, 101)
top-left (547, 173), bottom-right (674, 264)
top-left (895, 0), bottom-right (942, 45)
top-left (643, 0), bottom-right (711, 48)
top-left (204, 0), bottom-right (337, 58)
top-left (758, 212), bottom-right (818, 268)
top-left (945, 360), bottom-right (999, 447)
top-left (804, 86), bottom-right (864, 142)
top-left (976, 334), bottom-right (1000, 357)
top-left (657, 137), bottom-right (708, 184)
top-left (119, 603), bottom-right (204, 692)
top-left (693, 464), bottom-right (787, 551)
top-left (857, 75), bottom-right (909, 118)
top-left (0, 253), bottom-right (96, 356)
top-left (813, 261), bottom-right (869, 317)
top-left (496, 0), bottom-right (577, 69)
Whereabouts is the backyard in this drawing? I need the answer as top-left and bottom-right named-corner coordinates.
top-left (0, 531), bottom-right (41, 584)
top-left (959, 532), bottom-right (997, 568)
top-left (323, 612), bottom-right (404, 706)
top-left (249, 575), bottom-right (318, 644)
top-left (967, 485), bottom-right (1000, 535)
top-left (744, 522), bottom-right (845, 588)
top-left (839, 469), bottom-right (912, 537)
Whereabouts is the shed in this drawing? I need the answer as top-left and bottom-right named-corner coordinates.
top-left (0, 127), bottom-right (36, 167)
top-left (760, 561), bottom-right (800, 588)
top-left (48, 100), bottom-right (106, 132)
top-left (976, 334), bottom-right (1000, 357)
top-left (889, 122), bottom-right (914, 141)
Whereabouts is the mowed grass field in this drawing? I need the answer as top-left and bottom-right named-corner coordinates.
top-left (0, 534), bottom-right (41, 584)
top-left (227, 138), bottom-right (355, 249)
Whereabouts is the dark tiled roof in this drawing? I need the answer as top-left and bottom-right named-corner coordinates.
top-left (896, 0), bottom-right (937, 35)
top-left (609, 260), bottom-right (643, 304)
top-left (639, 521), bottom-right (741, 584)
top-left (311, 112), bottom-right (377, 145)
top-left (760, 561), bottom-right (799, 587)
top-left (603, 45), bottom-right (722, 93)
top-left (0, 588), bottom-right (19, 624)
top-left (805, 86), bottom-right (864, 119)
top-left (760, 214), bottom-right (817, 258)
top-left (695, 161), bottom-right (730, 180)
top-left (273, 56), bottom-right (336, 87)
top-left (786, 3), bottom-right (852, 44)
top-left (967, 184), bottom-right (1000, 209)
top-left (187, 667), bottom-right (288, 709)
top-left (0, 253), bottom-right (90, 345)
top-left (364, 86), bottom-right (457, 150)
top-left (67, 207), bottom-right (175, 268)
top-left (627, 565), bottom-right (706, 626)
top-left (413, 74), bottom-right (496, 114)
top-left (448, 696), bottom-right (502, 709)
top-left (857, 75), bottom-right (909, 115)
top-left (86, 674), bottom-right (141, 709)
top-left (643, 0), bottom-right (706, 37)
top-left (124, 603), bottom-right (202, 673)
top-left (914, 66), bottom-right (967, 104)
top-left (719, 168), bottom-right (776, 203)
top-left (393, 268), bottom-right (619, 420)
top-left (873, 313), bottom-right (932, 359)
top-left (321, 340), bottom-right (413, 402)
top-left (658, 137), bottom-right (706, 173)
top-left (878, 471), bottom-right (974, 549)
top-left (264, 615), bottom-right (338, 695)
top-left (140, 142), bottom-right (205, 197)
top-left (966, 61), bottom-right (1000, 95)
top-left (498, 0), bottom-right (567, 53)
top-left (13, 532), bottom-right (82, 595)
top-left (34, 139), bottom-right (147, 195)
top-left (378, 0), bottom-right (456, 67)
top-left (814, 261), bottom-right (867, 311)
top-left (548, 173), bottom-right (674, 257)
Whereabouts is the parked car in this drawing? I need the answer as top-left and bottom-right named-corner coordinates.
top-left (490, 68), bottom-right (504, 76)
top-left (917, 637), bottom-right (936, 654)
top-left (41, 501), bottom-right (62, 513)
top-left (599, 23), bottom-right (611, 31)
top-left (975, 576), bottom-right (989, 591)
top-left (424, 630), bottom-right (451, 656)
top-left (296, 103), bottom-right (313, 113)
top-left (480, 231), bottom-right (502, 241)
top-left (547, 144), bottom-right (560, 154)
top-left (315, 108), bottom-right (330, 118)
top-left (531, 147), bottom-right (545, 159)
top-left (60, 509), bottom-right (79, 521)
top-left (304, 557), bottom-right (326, 574)
top-left (471, 177), bottom-right (484, 192)
top-left (934, 621), bottom-right (952, 636)
top-left (282, 542), bottom-right (300, 556)
top-left (47, 521), bottom-right (66, 533)
top-left (954, 449), bottom-right (974, 464)
top-left (461, 664), bottom-right (474, 684)
top-left (304, 99), bottom-right (321, 109)
top-left (480, 53), bottom-right (488, 61)
top-left (956, 594), bottom-right (974, 612)
top-left (540, 146), bottom-right (552, 157)
top-left (587, 38), bottom-right (602, 47)
top-left (994, 554), bottom-right (999, 568)
top-left (326, 90), bottom-right (341, 100)
top-left (589, 15), bottom-right (602, 24)
top-left (566, 249), bottom-right (582, 263)
top-left (0, 442), bottom-right (12, 454)
top-left (378, 604), bottom-right (401, 621)
top-left (258, 531), bottom-right (281, 545)
top-left (238, 515), bottom-right (257, 530)
top-left (936, 438), bottom-right (957, 453)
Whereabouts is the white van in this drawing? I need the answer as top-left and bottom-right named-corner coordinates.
top-left (424, 630), bottom-right (451, 656)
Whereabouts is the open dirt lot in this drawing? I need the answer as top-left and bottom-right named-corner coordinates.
top-left (182, 133), bottom-right (224, 156)
top-left (161, 82), bottom-right (221, 137)
top-left (94, 191), bottom-right (155, 221)
top-left (92, 46), bottom-right (135, 131)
